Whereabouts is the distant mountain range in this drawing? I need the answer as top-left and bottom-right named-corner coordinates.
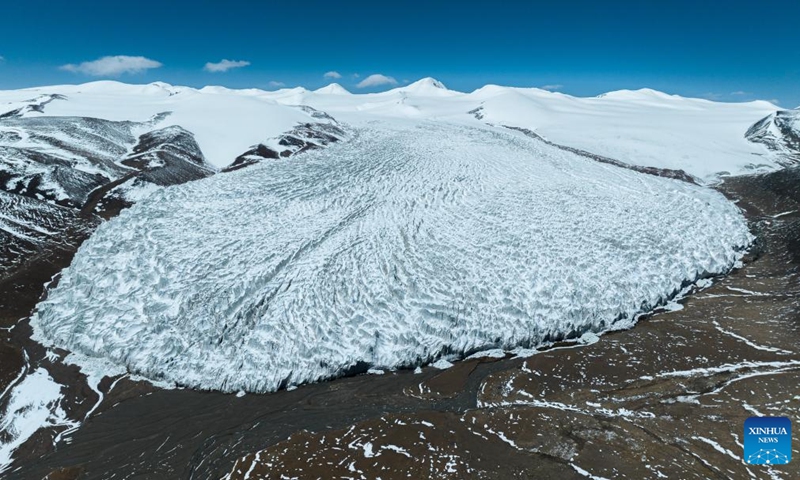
top-left (1, 79), bottom-right (797, 281)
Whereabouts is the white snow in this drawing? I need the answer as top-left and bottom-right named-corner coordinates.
top-left (362, 442), bottom-right (375, 458)
top-left (571, 463), bottom-right (611, 480)
top-left (381, 444), bottom-right (412, 457)
top-left (657, 360), bottom-right (800, 379)
top-left (772, 210), bottom-right (797, 218)
top-left (466, 349), bottom-right (507, 360)
top-left (431, 359), bottom-right (455, 370)
top-left (314, 83), bottom-right (351, 95)
top-left (0, 79), bottom-right (780, 177)
top-left (31, 120), bottom-right (751, 393)
top-left (0, 369), bottom-right (77, 474)
top-left (691, 435), bottom-right (740, 461)
top-left (107, 177), bottom-right (162, 203)
top-left (712, 320), bottom-right (793, 354)
top-left (259, 81), bottom-right (779, 180)
top-left (0, 81), bottom-right (322, 168)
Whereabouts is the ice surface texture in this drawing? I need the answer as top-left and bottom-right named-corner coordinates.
top-left (32, 123), bottom-right (751, 392)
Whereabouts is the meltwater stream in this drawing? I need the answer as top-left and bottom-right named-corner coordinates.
top-left (32, 122), bottom-right (750, 392)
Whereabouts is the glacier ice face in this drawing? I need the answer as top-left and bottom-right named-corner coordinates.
top-left (32, 122), bottom-right (751, 393)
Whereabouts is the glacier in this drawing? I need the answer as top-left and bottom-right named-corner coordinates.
top-left (31, 121), bottom-right (751, 393)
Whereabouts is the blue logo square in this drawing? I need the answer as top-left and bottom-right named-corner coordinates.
top-left (744, 417), bottom-right (792, 465)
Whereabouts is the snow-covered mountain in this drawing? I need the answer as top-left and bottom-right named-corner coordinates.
top-left (313, 83), bottom-right (351, 95)
top-left (0, 84), bottom-right (352, 278)
top-left (1, 113), bottom-right (140, 208)
top-left (222, 106), bottom-right (347, 172)
top-left (745, 109), bottom-right (800, 165)
top-left (1, 79), bottom-right (784, 179)
top-left (268, 79), bottom-right (785, 180)
top-left (0, 113), bottom-right (214, 208)
top-left (0, 103), bottom-right (219, 277)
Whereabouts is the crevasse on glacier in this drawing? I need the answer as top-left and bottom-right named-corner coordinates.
top-left (32, 122), bottom-right (751, 393)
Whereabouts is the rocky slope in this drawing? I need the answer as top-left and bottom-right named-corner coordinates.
top-left (222, 107), bottom-right (347, 172)
top-left (0, 112), bottom-right (216, 278)
top-left (746, 108), bottom-right (800, 165)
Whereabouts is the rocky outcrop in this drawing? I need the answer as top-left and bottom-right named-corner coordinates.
top-left (745, 109), bottom-right (800, 165)
top-left (0, 113), bottom-right (215, 275)
top-left (223, 108), bottom-right (347, 172)
top-left (120, 125), bottom-right (214, 186)
top-left (0, 190), bottom-right (98, 279)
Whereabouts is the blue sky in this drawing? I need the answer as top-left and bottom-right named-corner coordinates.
top-left (1, 0), bottom-right (797, 106)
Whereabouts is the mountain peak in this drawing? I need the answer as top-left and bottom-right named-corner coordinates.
top-left (389, 77), bottom-right (458, 96)
top-left (406, 77), bottom-right (447, 90)
top-left (596, 88), bottom-right (677, 101)
top-left (314, 83), bottom-right (351, 95)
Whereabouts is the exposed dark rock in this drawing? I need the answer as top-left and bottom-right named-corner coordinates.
top-left (746, 109), bottom-right (800, 165)
top-left (0, 190), bottom-right (99, 280)
top-left (119, 125), bottom-right (214, 186)
top-left (0, 112), bottom-right (215, 276)
top-left (0, 116), bottom-right (136, 207)
top-left (0, 94), bottom-right (66, 119)
top-left (222, 108), bottom-right (347, 173)
top-left (468, 105), bottom-right (485, 120)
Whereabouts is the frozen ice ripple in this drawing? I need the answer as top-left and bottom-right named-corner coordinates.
top-left (32, 122), bottom-right (751, 392)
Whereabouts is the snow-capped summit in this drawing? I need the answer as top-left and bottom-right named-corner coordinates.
top-left (0, 79), bottom-right (784, 178)
top-left (148, 81), bottom-right (173, 89)
top-left (410, 77), bottom-right (447, 89)
top-left (314, 83), bottom-right (351, 95)
top-left (392, 77), bottom-right (455, 95)
top-left (273, 86), bottom-right (308, 94)
top-left (596, 88), bottom-right (680, 101)
top-left (470, 84), bottom-right (511, 96)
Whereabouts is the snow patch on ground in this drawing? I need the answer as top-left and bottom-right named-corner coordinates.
top-left (571, 463), bottom-right (611, 480)
top-left (0, 369), bottom-right (77, 474)
top-left (431, 359), bottom-right (455, 370)
top-left (466, 349), bottom-right (507, 360)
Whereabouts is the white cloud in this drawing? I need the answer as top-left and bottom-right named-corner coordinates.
top-left (730, 90), bottom-right (748, 96)
top-left (352, 73), bottom-right (360, 78)
top-left (356, 74), bottom-right (398, 88)
top-left (323, 71), bottom-right (342, 79)
top-left (540, 84), bottom-right (563, 91)
top-left (267, 81), bottom-right (286, 88)
top-left (0, 56), bottom-right (5, 62)
top-left (61, 55), bottom-right (162, 76)
top-left (204, 59), bottom-right (250, 73)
